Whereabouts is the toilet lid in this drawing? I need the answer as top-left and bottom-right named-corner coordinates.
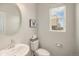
top-left (36, 48), bottom-right (50, 56)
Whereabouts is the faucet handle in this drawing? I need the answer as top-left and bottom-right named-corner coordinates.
top-left (11, 39), bottom-right (15, 43)
top-left (11, 39), bottom-right (13, 43)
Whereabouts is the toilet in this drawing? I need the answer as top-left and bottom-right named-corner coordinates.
top-left (35, 48), bottom-right (50, 56)
top-left (30, 35), bottom-right (50, 56)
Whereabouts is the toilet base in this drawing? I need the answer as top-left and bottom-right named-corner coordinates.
top-left (34, 48), bottom-right (50, 56)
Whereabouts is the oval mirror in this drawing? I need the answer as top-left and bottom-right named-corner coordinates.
top-left (0, 3), bottom-right (21, 35)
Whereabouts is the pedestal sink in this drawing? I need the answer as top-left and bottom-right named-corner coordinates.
top-left (0, 44), bottom-right (30, 56)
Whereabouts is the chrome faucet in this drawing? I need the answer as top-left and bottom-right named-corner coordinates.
top-left (10, 39), bottom-right (15, 48)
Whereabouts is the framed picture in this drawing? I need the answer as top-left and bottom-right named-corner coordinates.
top-left (29, 19), bottom-right (37, 28)
top-left (49, 6), bottom-right (66, 32)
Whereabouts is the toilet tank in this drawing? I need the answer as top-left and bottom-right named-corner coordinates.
top-left (30, 38), bottom-right (39, 51)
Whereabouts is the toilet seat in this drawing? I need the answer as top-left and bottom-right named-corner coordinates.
top-left (35, 48), bottom-right (50, 56)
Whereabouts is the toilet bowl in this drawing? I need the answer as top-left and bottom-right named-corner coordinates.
top-left (35, 48), bottom-right (50, 56)
top-left (30, 35), bottom-right (50, 56)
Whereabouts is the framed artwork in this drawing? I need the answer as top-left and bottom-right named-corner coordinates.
top-left (49, 6), bottom-right (66, 32)
top-left (29, 19), bottom-right (37, 28)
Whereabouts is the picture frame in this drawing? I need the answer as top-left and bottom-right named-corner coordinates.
top-left (29, 19), bottom-right (37, 28)
top-left (49, 6), bottom-right (66, 32)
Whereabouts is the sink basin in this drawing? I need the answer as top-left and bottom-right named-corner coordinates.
top-left (0, 44), bottom-right (30, 56)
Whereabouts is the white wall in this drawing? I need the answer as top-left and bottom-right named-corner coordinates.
top-left (0, 3), bottom-right (76, 56)
top-left (76, 3), bottom-right (79, 55)
top-left (37, 3), bottom-right (76, 56)
top-left (0, 3), bottom-right (36, 50)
